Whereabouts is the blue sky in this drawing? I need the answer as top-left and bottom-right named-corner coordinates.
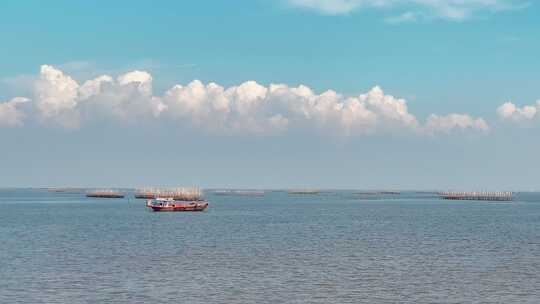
top-left (0, 0), bottom-right (539, 189)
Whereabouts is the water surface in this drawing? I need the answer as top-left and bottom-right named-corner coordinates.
top-left (1, 189), bottom-right (539, 303)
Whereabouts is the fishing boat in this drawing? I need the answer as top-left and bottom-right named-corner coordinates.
top-left (146, 197), bottom-right (208, 212)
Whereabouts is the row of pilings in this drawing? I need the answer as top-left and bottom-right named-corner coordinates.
top-left (134, 187), bottom-right (203, 201)
top-left (439, 191), bottom-right (513, 201)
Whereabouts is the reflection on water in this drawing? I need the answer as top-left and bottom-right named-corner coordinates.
top-left (1, 189), bottom-right (539, 303)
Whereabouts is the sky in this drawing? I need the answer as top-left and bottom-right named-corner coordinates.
top-left (0, 0), bottom-right (539, 190)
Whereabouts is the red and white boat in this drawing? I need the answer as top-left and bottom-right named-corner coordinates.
top-left (146, 197), bottom-right (208, 212)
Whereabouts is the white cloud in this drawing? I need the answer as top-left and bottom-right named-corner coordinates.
top-left (162, 80), bottom-right (288, 134)
top-left (496, 101), bottom-right (538, 122)
top-left (424, 113), bottom-right (489, 134)
top-left (79, 70), bottom-right (165, 122)
top-left (35, 65), bottom-right (79, 125)
top-left (78, 75), bottom-right (114, 100)
top-left (161, 82), bottom-right (420, 135)
top-left (117, 70), bottom-right (153, 95)
top-left (32, 65), bottom-right (166, 127)
top-left (385, 11), bottom-right (419, 24)
top-left (286, 0), bottom-right (525, 20)
top-left (0, 97), bottom-right (30, 127)
top-left (3, 64), bottom-right (489, 136)
top-left (287, 0), bottom-right (377, 15)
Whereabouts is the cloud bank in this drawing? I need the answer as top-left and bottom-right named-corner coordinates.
top-left (287, 0), bottom-right (524, 20)
top-left (497, 100), bottom-right (540, 122)
top-left (425, 113), bottom-right (489, 134)
top-left (1, 64), bottom-right (488, 136)
top-left (0, 97), bottom-right (29, 127)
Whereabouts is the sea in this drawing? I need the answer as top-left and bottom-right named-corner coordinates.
top-left (1, 189), bottom-right (539, 303)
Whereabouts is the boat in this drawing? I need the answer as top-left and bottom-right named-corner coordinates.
top-left (146, 197), bottom-right (209, 212)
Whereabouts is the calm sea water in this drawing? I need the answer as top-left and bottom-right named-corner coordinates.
top-left (1, 189), bottom-right (539, 303)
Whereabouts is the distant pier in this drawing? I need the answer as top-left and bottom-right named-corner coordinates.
top-left (439, 191), bottom-right (513, 201)
top-left (288, 189), bottom-right (320, 195)
top-left (212, 190), bottom-right (265, 197)
top-left (86, 189), bottom-right (125, 199)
